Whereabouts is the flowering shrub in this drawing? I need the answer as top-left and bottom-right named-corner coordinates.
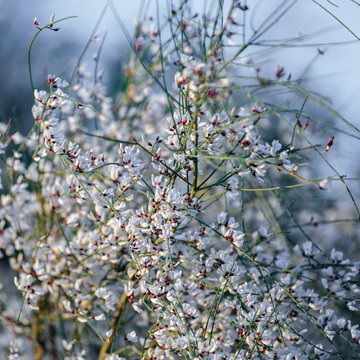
top-left (1, 1), bottom-right (360, 359)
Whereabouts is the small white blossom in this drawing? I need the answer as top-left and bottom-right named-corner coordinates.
top-left (126, 330), bottom-right (138, 343)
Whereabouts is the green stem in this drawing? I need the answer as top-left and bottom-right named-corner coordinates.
top-left (190, 104), bottom-right (200, 198)
top-left (28, 16), bottom-right (77, 98)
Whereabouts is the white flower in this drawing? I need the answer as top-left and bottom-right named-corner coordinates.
top-left (126, 330), bottom-right (138, 343)
top-left (106, 355), bottom-right (126, 360)
top-left (347, 301), bottom-right (358, 311)
top-left (317, 179), bottom-right (331, 190)
top-left (93, 313), bottom-right (106, 321)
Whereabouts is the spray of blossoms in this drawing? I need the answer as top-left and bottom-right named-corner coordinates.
top-left (1, 2), bottom-right (360, 360)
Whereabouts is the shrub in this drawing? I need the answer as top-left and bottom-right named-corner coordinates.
top-left (1, 1), bottom-right (359, 359)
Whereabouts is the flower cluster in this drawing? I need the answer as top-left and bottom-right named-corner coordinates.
top-left (0, 2), bottom-right (359, 360)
